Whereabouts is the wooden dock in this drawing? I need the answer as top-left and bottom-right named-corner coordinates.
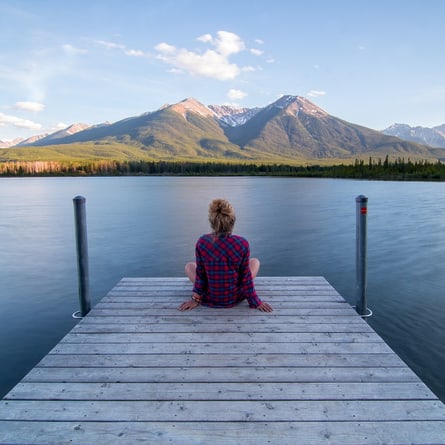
top-left (1, 276), bottom-right (444, 444)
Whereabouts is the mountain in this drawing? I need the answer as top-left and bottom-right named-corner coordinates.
top-left (383, 123), bottom-right (445, 148)
top-left (0, 137), bottom-right (23, 148)
top-left (18, 123), bottom-right (91, 147)
top-left (4, 96), bottom-right (444, 162)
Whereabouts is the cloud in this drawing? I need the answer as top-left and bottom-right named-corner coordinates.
top-left (227, 89), bottom-right (247, 100)
top-left (14, 101), bottom-right (45, 112)
top-left (307, 90), bottom-right (326, 98)
top-left (255, 39), bottom-right (265, 45)
top-left (250, 48), bottom-right (264, 56)
top-left (63, 44), bottom-right (88, 55)
top-left (96, 40), bottom-right (125, 50)
top-left (155, 42), bottom-right (176, 54)
top-left (197, 34), bottom-right (213, 43)
top-left (155, 31), bottom-right (251, 81)
top-left (95, 40), bottom-right (146, 57)
top-left (212, 31), bottom-right (245, 56)
top-left (0, 112), bottom-right (42, 130)
top-left (125, 49), bottom-right (145, 57)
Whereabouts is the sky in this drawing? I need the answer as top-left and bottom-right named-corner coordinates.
top-left (1, 0), bottom-right (445, 141)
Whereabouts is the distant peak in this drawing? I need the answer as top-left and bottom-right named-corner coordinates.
top-left (271, 95), bottom-right (299, 108)
top-left (270, 95), bottom-right (327, 117)
top-left (63, 123), bottom-right (90, 134)
top-left (169, 98), bottom-right (215, 119)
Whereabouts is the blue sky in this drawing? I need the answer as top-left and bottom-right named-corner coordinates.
top-left (1, 0), bottom-right (444, 141)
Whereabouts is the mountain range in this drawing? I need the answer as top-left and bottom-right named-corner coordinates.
top-left (383, 123), bottom-right (445, 148)
top-left (1, 96), bottom-right (444, 162)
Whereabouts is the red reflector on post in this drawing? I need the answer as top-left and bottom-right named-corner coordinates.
top-left (360, 207), bottom-right (367, 215)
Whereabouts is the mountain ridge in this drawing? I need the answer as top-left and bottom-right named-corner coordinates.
top-left (383, 123), bottom-right (445, 148)
top-left (2, 95), bottom-right (444, 162)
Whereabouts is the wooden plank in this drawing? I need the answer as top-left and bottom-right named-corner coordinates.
top-left (1, 421), bottom-right (445, 445)
top-left (96, 299), bottom-right (348, 307)
top-left (47, 341), bottom-right (395, 355)
top-left (87, 307), bottom-right (358, 316)
top-left (2, 400), bottom-right (444, 422)
top-left (6, 381), bottom-right (436, 401)
top-left (59, 331), bottom-right (382, 343)
top-left (22, 366), bottom-right (420, 383)
top-left (77, 315), bottom-right (364, 324)
top-left (37, 353), bottom-right (405, 368)
top-left (71, 322), bottom-right (375, 333)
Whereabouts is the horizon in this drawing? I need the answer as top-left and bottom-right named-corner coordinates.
top-left (1, 0), bottom-right (444, 141)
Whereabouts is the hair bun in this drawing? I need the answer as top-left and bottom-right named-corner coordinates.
top-left (216, 200), bottom-right (232, 216)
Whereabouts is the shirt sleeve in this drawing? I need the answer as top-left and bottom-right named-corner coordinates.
top-left (192, 239), bottom-right (207, 297)
top-left (240, 241), bottom-right (262, 308)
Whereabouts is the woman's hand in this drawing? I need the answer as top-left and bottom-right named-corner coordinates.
top-left (257, 302), bottom-right (273, 312)
top-left (178, 299), bottom-right (200, 311)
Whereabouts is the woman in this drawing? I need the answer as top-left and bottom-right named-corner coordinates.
top-left (179, 199), bottom-right (272, 312)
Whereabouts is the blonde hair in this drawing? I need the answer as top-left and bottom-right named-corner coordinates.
top-left (208, 199), bottom-right (236, 236)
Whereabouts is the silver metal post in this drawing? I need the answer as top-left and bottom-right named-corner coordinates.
top-left (73, 196), bottom-right (91, 318)
top-left (355, 195), bottom-right (370, 317)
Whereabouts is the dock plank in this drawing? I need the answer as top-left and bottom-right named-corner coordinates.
top-left (1, 276), bottom-right (444, 445)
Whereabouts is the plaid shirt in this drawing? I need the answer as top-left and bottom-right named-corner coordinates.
top-left (192, 233), bottom-right (262, 308)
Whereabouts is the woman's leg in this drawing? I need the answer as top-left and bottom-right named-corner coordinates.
top-left (185, 262), bottom-right (197, 283)
top-left (250, 258), bottom-right (260, 279)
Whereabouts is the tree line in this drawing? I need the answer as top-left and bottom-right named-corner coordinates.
top-left (0, 156), bottom-right (444, 180)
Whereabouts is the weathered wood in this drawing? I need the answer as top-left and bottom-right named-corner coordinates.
top-left (36, 352), bottom-right (405, 368)
top-left (71, 322), bottom-right (375, 333)
top-left (1, 421), bottom-right (445, 445)
top-left (59, 331), bottom-right (382, 343)
top-left (2, 400), bottom-right (444, 422)
top-left (78, 314), bottom-right (363, 324)
top-left (20, 366), bottom-right (421, 384)
top-left (7, 381), bottom-right (434, 401)
top-left (87, 307), bottom-right (359, 316)
top-left (1, 276), bottom-right (444, 445)
top-left (47, 341), bottom-right (394, 354)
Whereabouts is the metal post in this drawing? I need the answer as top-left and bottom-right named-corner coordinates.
top-left (73, 196), bottom-right (91, 318)
top-left (355, 195), bottom-right (370, 317)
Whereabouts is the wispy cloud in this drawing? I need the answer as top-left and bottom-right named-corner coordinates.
top-left (63, 44), bottom-right (88, 55)
top-left (155, 31), bottom-right (253, 81)
top-left (95, 39), bottom-right (147, 57)
top-left (96, 40), bottom-right (125, 50)
top-left (307, 90), bottom-right (326, 98)
top-left (0, 112), bottom-right (42, 130)
top-left (250, 48), bottom-right (264, 56)
top-left (227, 89), bottom-right (247, 100)
top-left (14, 101), bottom-right (45, 112)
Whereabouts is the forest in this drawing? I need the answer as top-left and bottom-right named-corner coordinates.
top-left (0, 156), bottom-right (444, 181)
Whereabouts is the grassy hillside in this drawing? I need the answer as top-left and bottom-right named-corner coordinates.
top-left (0, 141), bottom-right (154, 162)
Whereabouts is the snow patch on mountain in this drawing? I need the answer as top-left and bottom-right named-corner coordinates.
top-left (209, 104), bottom-right (261, 127)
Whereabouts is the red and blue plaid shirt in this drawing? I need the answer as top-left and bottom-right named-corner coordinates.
top-left (192, 233), bottom-right (262, 308)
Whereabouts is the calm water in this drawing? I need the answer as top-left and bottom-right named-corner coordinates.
top-left (1, 177), bottom-right (444, 401)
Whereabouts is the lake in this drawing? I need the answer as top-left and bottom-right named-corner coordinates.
top-left (0, 176), bottom-right (444, 402)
